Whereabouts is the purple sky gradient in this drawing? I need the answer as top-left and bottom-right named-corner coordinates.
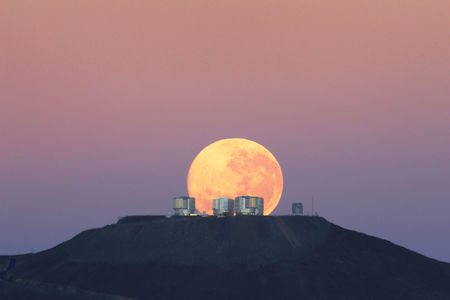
top-left (1, 1), bottom-right (449, 261)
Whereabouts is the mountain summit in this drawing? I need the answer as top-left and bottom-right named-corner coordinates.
top-left (1, 216), bottom-right (449, 299)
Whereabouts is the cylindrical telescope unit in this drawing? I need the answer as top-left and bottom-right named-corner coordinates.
top-left (292, 203), bottom-right (303, 216)
top-left (235, 196), bottom-right (264, 216)
top-left (213, 197), bottom-right (235, 216)
top-left (172, 196), bottom-right (196, 216)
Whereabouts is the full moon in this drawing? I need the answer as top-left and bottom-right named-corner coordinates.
top-left (187, 138), bottom-right (283, 215)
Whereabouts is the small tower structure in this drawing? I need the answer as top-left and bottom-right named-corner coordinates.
top-left (292, 203), bottom-right (303, 216)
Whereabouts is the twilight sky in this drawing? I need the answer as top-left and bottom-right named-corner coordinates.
top-left (1, 1), bottom-right (449, 261)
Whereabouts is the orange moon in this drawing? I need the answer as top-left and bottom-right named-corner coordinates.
top-left (187, 138), bottom-right (283, 215)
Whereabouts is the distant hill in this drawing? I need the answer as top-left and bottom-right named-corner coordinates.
top-left (1, 216), bottom-right (449, 299)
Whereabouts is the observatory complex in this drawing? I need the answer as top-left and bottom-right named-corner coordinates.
top-left (172, 196), bottom-right (196, 216)
top-left (235, 196), bottom-right (264, 216)
top-left (172, 196), bottom-right (305, 217)
top-left (172, 195), bottom-right (265, 216)
top-left (213, 197), bottom-right (235, 216)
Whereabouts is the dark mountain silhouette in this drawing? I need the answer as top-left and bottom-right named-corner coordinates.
top-left (1, 216), bottom-right (449, 299)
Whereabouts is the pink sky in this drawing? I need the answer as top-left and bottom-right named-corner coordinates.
top-left (1, 1), bottom-right (449, 261)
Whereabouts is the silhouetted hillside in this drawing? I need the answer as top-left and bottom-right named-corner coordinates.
top-left (2, 216), bottom-right (450, 299)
